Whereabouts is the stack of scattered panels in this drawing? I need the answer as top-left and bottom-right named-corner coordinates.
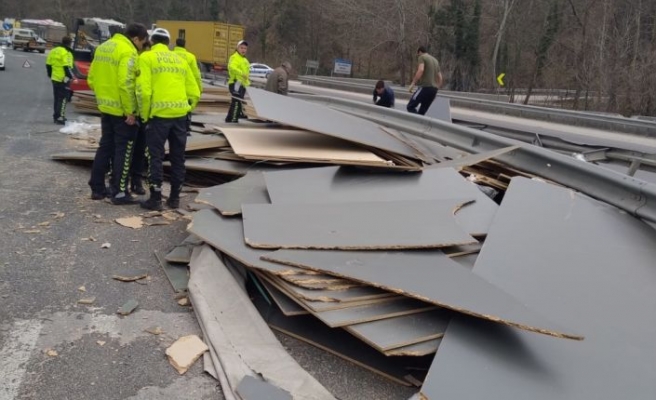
top-left (245, 87), bottom-right (426, 169)
top-left (72, 86), bottom-right (234, 115)
top-left (188, 165), bottom-right (581, 387)
top-left (416, 177), bottom-right (656, 399)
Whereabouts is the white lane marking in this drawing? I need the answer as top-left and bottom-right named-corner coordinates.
top-left (0, 319), bottom-right (43, 400)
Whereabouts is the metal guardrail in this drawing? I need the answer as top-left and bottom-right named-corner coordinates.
top-left (297, 76), bottom-right (656, 136)
top-left (298, 75), bottom-right (511, 102)
top-left (292, 94), bottom-right (656, 224)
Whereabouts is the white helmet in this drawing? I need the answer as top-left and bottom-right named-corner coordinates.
top-left (150, 28), bottom-right (170, 41)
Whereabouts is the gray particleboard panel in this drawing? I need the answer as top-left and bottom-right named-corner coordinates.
top-left (236, 375), bottom-right (292, 400)
top-left (182, 158), bottom-right (251, 176)
top-left (315, 298), bottom-right (437, 328)
top-left (344, 310), bottom-right (450, 351)
top-left (425, 146), bottom-right (520, 170)
top-left (262, 249), bottom-right (581, 340)
top-left (263, 166), bottom-right (498, 235)
top-left (384, 340), bottom-right (440, 357)
top-left (246, 87), bottom-right (420, 160)
top-left (253, 295), bottom-right (415, 386)
top-left (450, 253), bottom-right (478, 270)
top-left (195, 172), bottom-right (270, 216)
top-left (187, 209), bottom-right (306, 275)
top-left (420, 177), bottom-right (656, 399)
top-left (165, 246), bottom-right (193, 264)
top-left (242, 200), bottom-right (477, 250)
top-left (259, 276), bottom-right (309, 317)
top-left (155, 251), bottom-right (189, 293)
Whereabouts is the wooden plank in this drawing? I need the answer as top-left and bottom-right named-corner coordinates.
top-left (51, 151), bottom-right (96, 161)
top-left (263, 166), bottom-right (499, 235)
top-left (195, 172), bottom-right (270, 216)
top-left (278, 273), bottom-right (362, 291)
top-left (420, 177), bottom-right (656, 399)
top-left (242, 200), bottom-right (477, 250)
top-left (253, 294), bottom-right (416, 387)
top-left (266, 273), bottom-right (394, 303)
top-left (256, 271), bottom-right (400, 313)
top-left (344, 310), bottom-right (450, 351)
top-left (261, 268), bottom-right (435, 326)
top-left (246, 87), bottom-right (421, 161)
top-left (262, 249), bottom-right (582, 340)
top-left (187, 209), bottom-right (310, 276)
top-left (185, 133), bottom-right (230, 152)
top-left (221, 127), bottom-right (393, 167)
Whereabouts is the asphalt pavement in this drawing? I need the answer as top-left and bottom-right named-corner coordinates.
top-left (0, 48), bottom-right (416, 400)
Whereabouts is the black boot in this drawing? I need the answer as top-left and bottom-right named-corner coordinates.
top-left (130, 176), bottom-right (146, 195)
top-left (140, 187), bottom-right (163, 211)
top-left (166, 186), bottom-right (181, 209)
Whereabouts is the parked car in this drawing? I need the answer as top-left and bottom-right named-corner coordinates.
top-left (250, 63), bottom-right (273, 79)
top-left (0, 47), bottom-right (5, 70)
top-left (0, 36), bottom-right (11, 48)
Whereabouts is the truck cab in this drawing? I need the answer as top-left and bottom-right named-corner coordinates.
top-left (70, 18), bottom-right (125, 92)
top-left (12, 28), bottom-right (46, 53)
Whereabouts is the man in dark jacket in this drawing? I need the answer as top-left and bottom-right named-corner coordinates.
top-left (264, 61), bottom-right (292, 95)
top-left (373, 80), bottom-right (395, 108)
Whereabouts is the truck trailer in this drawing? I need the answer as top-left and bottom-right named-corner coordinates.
top-left (19, 19), bottom-right (67, 47)
top-left (154, 20), bottom-right (245, 72)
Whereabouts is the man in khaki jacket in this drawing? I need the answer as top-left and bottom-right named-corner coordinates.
top-left (264, 61), bottom-right (292, 95)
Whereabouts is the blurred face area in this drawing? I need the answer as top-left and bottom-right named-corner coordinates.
top-left (132, 36), bottom-right (147, 51)
top-left (237, 43), bottom-right (248, 56)
top-left (376, 87), bottom-right (385, 95)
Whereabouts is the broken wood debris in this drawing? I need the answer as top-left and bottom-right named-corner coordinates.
top-left (165, 334), bottom-right (209, 375)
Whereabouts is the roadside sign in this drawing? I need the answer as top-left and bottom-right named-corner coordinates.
top-left (333, 59), bottom-right (352, 75)
top-left (497, 72), bottom-right (506, 86)
top-left (306, 60), bottom-right (319, 69)
top-left (23, 60), bottom-right (32, 68)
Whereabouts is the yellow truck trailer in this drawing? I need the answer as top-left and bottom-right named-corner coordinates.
top-left (154, 20), bottom-right (244, 71)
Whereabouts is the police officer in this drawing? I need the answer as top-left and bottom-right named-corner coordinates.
top-left (173, 38), bottom-right (202, 93)
top-left (225, 40), bottom-right (250, 123)
top-left (87, 23), bottom-right (149, 204)
top-left (137, 28), bottom-right (200, 211)
top-left (46, 36), bottom-right (73, 125)
top-left (173, 38), bottom-right (203, 135)
top-left (130, 40), bottom-right (152, 196)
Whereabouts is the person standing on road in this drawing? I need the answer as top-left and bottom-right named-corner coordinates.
top-left (373, 80), bottom-right (395, 108)
top-left (173, 38), bottom-right (203, 93)
top-left (137, 28), bottom-right (200, 211)
top-left (173, 38), bottom-right (203, 135)
top-left (225, 40), bottom-right (250, 123)
top-left (264, 61), bottom-right (292, 95)
top-left (407, 46), bottom-right (443, 115)
top-left (45, 36), bottom-right (74, 125)
top-left (87, 23), bottom-right (149, 204)
top-left (129, 40), bottom-right (152, 196)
